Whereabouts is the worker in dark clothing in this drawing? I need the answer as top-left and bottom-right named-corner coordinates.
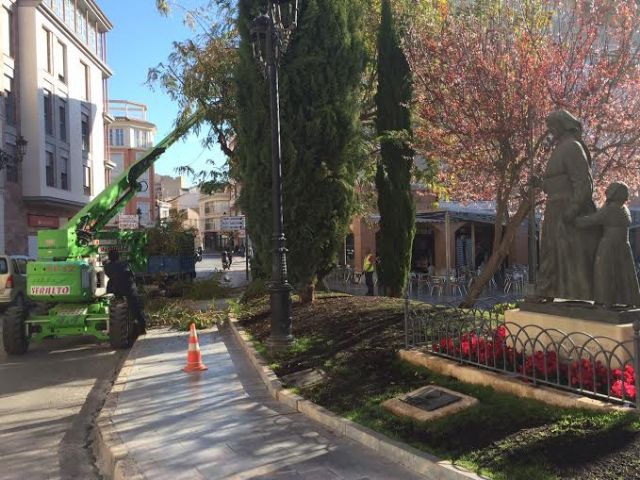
top-left (104, 250), bottom-right (147, 335)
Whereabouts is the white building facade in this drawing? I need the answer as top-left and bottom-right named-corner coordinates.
top-left (1, 0), bottom-right (112, 256)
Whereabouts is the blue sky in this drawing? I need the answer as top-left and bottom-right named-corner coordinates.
top-left (100, 0), bottom-right (225, 184)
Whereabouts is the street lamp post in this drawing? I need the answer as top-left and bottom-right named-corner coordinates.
top-left (250, 1), bottom-right (298, 350)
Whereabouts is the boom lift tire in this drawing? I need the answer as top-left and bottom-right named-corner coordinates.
top-left (2, 305), bottom-right (29, 355)
top-left (109, 300), bottom-right (135, 349)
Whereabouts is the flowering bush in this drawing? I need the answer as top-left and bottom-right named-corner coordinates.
top-left (433, 325), bottom-right (515, 368)
top-left (519, 351), bottom-right (567, 381)
top-left (569, 358), bottom-right (609, 391)
top-left (429, 324), bottom-right (637, 402)
top-left (611, 364), bottom-right (637, 401)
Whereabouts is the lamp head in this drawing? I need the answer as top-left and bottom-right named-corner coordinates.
top-left (271, 0), bottom-right (298, 30)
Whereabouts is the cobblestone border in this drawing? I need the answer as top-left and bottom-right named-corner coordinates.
top-left (228, 317), bottom-right (485, 480)
top-left (93, 339), bottom-right (146, 480)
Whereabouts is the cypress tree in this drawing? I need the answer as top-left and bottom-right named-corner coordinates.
top-left (375, 0), bottom-right (415, 297)
top-left (282, 0), bottom-right (365, 301)
top-left (236, 0), bottom-right (366, 301)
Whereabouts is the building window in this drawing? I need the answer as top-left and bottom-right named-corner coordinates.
top-left (43, 28), bottom-right (52, 73)
top-left (60, 156), bottom-right (69, 190)
top-left (64, 0), bottom-right (74, 29)
top-left (54, 0), bottom-right (63, 18)
top-left (44, 90), bottom-right (54, 136)
top-left (113, 128), bottom-right (124, 146)
top-left (2, 7), bottom-right (14, 58)
top-left (81, 113), bottom-right (90, 153)
top-left (55, 40), bottom-right (67, 83)
top-left (80, 62), bottom-right (90, 100)
top-left (89, 22), bottom-right (96, 54)
top-left (83, 164), bottom-right (91, 195)
top-left (4, 75), bottom-right (15, 126)
top-left (78, 8), bottom-right (87, 42)
top-left (46, 151), bottom-right (55, 187)
top-left (134, 129), bottom-right (149, 148)
top-left (59, 100), bottom-right (67, 142)
top-left (97, 32), bottom-right (104, 60)
top-left (4, 144), bottom-right (18, 183)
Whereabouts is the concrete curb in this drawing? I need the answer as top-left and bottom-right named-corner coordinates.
top-left (228, 317), bottom-right (485, 480)
top-left (93, 339), bottom-right (146, 480)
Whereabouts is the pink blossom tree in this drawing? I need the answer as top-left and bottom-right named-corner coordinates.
top-left (406, 0), bottom-right (640, 305)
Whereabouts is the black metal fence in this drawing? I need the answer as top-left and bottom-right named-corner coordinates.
top-left (404, 298), bottom-right (640, 408)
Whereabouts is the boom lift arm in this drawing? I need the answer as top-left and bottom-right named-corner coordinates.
top-left (37, 109), bottom-right (203, 261)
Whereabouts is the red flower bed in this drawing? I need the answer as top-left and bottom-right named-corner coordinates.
top-left (430, 325), bottom-right (637, 402)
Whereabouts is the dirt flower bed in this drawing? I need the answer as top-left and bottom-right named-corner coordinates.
top-left (238, 294), bottom-right (640, 480)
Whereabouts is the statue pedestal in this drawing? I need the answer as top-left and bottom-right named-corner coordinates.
top-left (504, 309), bottom-right (635, 367)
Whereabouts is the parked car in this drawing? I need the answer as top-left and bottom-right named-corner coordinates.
top-left (0, 255), bottom-right (32, 310)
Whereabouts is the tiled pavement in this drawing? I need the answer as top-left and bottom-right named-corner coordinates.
top-left (111, 326), bottom-right (425, 480)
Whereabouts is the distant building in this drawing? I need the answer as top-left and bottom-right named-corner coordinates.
top-left (1, 0), bottom-right (112, 256)
top-left (107, 100), bottom-right (156, 226)
top-left (156, 200), bottom-right (170, 221)
top-left (154, 173), bottom-right (182, 202)
top-left (199, 184), bottom-right (242, 251)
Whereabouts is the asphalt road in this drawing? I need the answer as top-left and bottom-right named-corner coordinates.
top-left (195, 253), bottom-right (250, 284)
top-left (0, 331), bottom-right (127, 480)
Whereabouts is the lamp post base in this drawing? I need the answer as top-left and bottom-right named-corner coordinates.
top-left (267, 281), bottom-right (293, 353)
top-left (265, 333), bottom-right (294, 353)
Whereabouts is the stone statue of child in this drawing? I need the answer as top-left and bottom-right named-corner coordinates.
top-left (575, 181), bottom-right (640, 307)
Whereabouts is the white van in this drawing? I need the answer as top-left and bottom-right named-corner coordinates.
top-left (0, 255), bottom-right (32, 310)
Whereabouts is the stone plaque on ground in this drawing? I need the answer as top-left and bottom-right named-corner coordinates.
top-left (404, 387), bottom-right (462, 411)
top-left (282, 368), bottom-right (327, 389)
top-left (383, 385), bottom-right (477, 422)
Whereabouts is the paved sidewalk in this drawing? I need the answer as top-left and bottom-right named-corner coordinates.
top-left (111, 327), bottom-right (424, 479)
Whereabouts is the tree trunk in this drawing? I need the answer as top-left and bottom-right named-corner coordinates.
top-left (461, 198), bottom-right (531, 307)
top-left (299, 282), bottom-right (315, 304)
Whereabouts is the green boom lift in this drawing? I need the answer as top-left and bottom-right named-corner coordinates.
top-left (1, 110), bottom-right (202, 354)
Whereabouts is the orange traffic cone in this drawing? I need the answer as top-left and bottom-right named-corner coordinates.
top-left (183, 323), bottom-right (208, 373)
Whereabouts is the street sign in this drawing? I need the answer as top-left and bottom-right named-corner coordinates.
top-left (118, 214), bottom-right (139, 230)
top-left (221, 215), bottom-right (245, 231)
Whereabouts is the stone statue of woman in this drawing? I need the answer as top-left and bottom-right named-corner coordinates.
top-left (535, 110), bottom-right (600, 301)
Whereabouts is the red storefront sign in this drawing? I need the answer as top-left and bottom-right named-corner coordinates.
top-left (28, 215), bottom-right (59, 228)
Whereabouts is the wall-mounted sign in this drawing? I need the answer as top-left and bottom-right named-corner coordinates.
top-left (28, 215), bottom-right (59, 228)
top-left (118, 214), bottom-right (139, 230)
top-left (221, 215), bottom-right (245, 231)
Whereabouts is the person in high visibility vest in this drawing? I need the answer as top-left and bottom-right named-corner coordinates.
top-left (363, 250), bottom-right (376, 296)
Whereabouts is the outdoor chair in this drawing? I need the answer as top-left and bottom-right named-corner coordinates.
top-left (504, 272), bottom-right (513, 293)
top-left (450, 277), bottom-right (465, 296)
top-left (430, 276), bottom-right (444, 296)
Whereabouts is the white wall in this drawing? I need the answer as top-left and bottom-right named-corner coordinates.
top-left (18, 2), bottom-right (109, 202)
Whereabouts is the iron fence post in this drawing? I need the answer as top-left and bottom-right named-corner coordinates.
top-left (634, 319), bottom-right (640, 409)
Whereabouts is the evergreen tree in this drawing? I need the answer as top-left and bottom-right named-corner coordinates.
top-left (236, 0), bottom-right (366, 301)
top-left (282, 0), bottom-right (365, 301)
top-left (374, 0), bottom-right (415, 297)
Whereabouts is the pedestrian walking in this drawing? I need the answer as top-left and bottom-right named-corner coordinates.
top-left (227, 248), bottom-right (234, 267)
top-left (221, 249), bottom-right (229, 270)
top-left (104, 250), bottom-right (148, 334)
top-left (363, 250), bottom-right (376, 296)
